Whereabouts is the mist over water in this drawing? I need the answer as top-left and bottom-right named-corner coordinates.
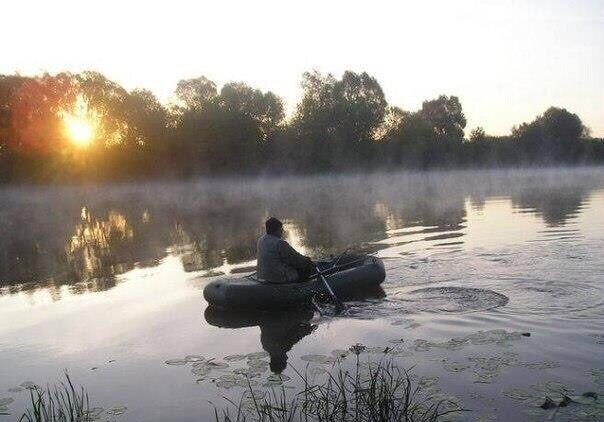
top-left (1, 167), bottom-right (603, 421)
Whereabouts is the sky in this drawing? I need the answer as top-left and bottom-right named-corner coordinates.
top-left (1, 0), bottom-right (603, 136)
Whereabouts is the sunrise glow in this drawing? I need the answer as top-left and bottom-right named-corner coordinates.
top-left (62, 94), bottom-right (98, 148)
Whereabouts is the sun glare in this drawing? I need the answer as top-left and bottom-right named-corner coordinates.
top-left (62, 95), bottom-right (98, 148)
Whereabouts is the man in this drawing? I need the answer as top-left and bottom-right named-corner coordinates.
top-left (257, 217), bottom-right (314, 283)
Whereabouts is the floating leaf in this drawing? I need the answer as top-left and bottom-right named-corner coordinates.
top-left (105, 405), bottom-right (127, 416)
top-left (442, 360), bottom-right (470, 373)
top-left (330, 349), bottom-right (349, 358)
top-left (362, 346), bottom-right (391, 354)
top-left (20, 381), bottom-right (36, 389)
top-left (0, 398), bottom-right (14, 406)
top-left (300, 354), bottom-right (336, 364)
top-left (246, 352), bottom-right (269, 360)
top-left (418, 377), bottom-right (438, 389)
top-left (267, 374), bottom-right (291, 383)
top-left (591, 369), bottom-right (604, 386)
top-left (247, 360), bottom-right (269, 370)
top-left (520, 361), bottom-right (560, 370)
top-left (165, 359), bottom-right (188, 366)
top-left (390, 319), bottom-right (414, 326)
top-left (224, 354), bottom-right (246, 362)
top-left (207, 361), bottom-right (229, 369)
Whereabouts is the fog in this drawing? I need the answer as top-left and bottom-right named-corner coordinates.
top-left (1, 166), bottom-right (602, 295)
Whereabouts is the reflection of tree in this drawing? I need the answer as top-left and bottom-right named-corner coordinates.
top-left (1, 171), bottom-right (598, 299)
top-left (66, 208), bottom-right (134, 284)
top-left (512, 188), bottom-right (587, 227)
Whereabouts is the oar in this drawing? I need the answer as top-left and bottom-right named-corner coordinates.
top-left (315, 265), bottom-right (345, 312)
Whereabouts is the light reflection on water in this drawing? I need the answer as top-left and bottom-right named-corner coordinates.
top-left (0, 167), bottom-right (603, 421)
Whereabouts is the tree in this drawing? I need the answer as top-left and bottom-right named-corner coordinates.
top-left (219, 82), bottom-right (284, 141)
top-left (172, 77), bottom-right (285, 174)
top-left (292, 70), bottom-right (387, 169)
top-left (175, 76), bottom-right (217, 111)
top-left (512, 106), bottom-right (590, 162)
top-left (420, 95), bottom-right (466, 140)
top-left (379, 107), bottom-right (438, 168)
top-left (469, 127), bottom-right (486, 142)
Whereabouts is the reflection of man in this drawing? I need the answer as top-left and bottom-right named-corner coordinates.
top-left (260, 319), bottom-right (316, 373)
top-left (257, 217), bottom-right (314, 283)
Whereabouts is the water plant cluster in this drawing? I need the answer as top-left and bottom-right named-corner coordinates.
top-left (213, 354), bottom-right (466, 422)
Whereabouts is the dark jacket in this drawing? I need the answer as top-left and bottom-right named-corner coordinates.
top-left (256, 234), bottom-right (312, 283)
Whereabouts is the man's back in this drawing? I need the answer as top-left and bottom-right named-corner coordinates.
top-left (257, 234), bottom-right (311, 283)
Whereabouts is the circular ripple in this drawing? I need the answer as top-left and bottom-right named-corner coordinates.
top-left (401, 286), bottom-right (509, 313)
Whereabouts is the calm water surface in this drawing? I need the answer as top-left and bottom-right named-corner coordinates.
top-left (1, 168), bottom-right (603, 421)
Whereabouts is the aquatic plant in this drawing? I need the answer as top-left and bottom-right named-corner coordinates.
top-left (213, 354), bottom-right (466, 422)
top-left (19, 372), bottom-right (92, 422)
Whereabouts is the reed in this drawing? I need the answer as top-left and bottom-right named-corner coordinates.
top-left (214, 355), bottom-right (467, 422)
top-left (19, 372), bottom-right (91, 422)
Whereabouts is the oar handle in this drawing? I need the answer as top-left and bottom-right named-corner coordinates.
top-left (315, 265), bottom-right (343, 309)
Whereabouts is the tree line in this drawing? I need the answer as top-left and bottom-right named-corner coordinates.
top-left (0, 70), bottom-right (602, 183)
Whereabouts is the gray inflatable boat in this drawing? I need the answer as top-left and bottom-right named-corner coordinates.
top-left (203, 254), bottom-right (386, 310)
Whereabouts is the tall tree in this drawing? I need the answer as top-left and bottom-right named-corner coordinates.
top-left (420, 95), bottom-right (466, 140)
top-left (292, 70), bottom-right (387, 169)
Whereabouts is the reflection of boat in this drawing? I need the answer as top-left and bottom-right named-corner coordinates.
top-left (205, 307), bottom-right (315, 373)
top-left (203, 255), bottom-right (386, 310)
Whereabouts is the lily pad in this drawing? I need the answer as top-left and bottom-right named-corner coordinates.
top-left (247, 359), bottom-right (269, 370)
top-left (362, 346), bottom-right (392, 354)
top-left (224, 354), bottom-right (246, 362)
top-left (520, 361), bottom-right (560, 370)
top-left (418, 377), bottom-right (438, 389)
top-left (246, 351), bottom-right (269, 360)
top-left (390, 319), bottom-right (414, 326)
top-left (233, 367), bottom-right (266, 378)
top-left (207, 361), bottom-right (229, 369)
top-left (267, 374), bottom-right (291, 383)
top-left (591, 369), bottom-right (604, 386)
top-left (20, 381), bottom-right (37, 389)
top-left (215, 374), bottom-right (250, 389)
top-left (330, 349), bottom-right (350, 358)
top-left (442, 360), bottom-right (470, 373)
top-left (191, 365), bottom-right (212, 377)
top-left (84, 407), bottom-right (104, 419)
top-left (105, 405), bottom-right (127, 416)
top-left (165, 359), bottom-right (188, 366)
top-left (0, 398), bottom-right (14, 406)
top-left (300, 354), bottom-right (336, 364)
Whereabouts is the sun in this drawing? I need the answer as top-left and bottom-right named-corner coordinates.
top-left (62, 94), bottom-right (98, 148)
top-left (64, 115), bottom-right (95, 147)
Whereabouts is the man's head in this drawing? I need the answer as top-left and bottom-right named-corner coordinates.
top-left (265, 217), bottom-right (283, 238)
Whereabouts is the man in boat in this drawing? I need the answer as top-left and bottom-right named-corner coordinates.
top-left (257, 217), bottom-right (314, 283)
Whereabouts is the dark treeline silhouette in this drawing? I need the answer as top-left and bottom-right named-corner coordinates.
top-left (1, 70), bottom-right (603, 183)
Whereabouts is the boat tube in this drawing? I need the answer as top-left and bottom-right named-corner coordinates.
top-left (203, 254), bottom-right (386, 310)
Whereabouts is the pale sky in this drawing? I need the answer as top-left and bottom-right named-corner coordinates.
top-left (2, 0), bottom-right (603, 136)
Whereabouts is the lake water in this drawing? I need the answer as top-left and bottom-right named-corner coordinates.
top-left (1, 168), bottom-right (603, 421)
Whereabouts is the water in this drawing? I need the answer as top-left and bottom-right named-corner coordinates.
top-left (1, 168), bottom-right (603, 421)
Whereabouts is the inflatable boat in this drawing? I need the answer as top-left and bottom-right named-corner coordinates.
top-left (203, 254), bottom-right (386, 310)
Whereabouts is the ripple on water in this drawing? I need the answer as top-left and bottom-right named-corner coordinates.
top-left (392, 287), bottom-right (509, 313)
